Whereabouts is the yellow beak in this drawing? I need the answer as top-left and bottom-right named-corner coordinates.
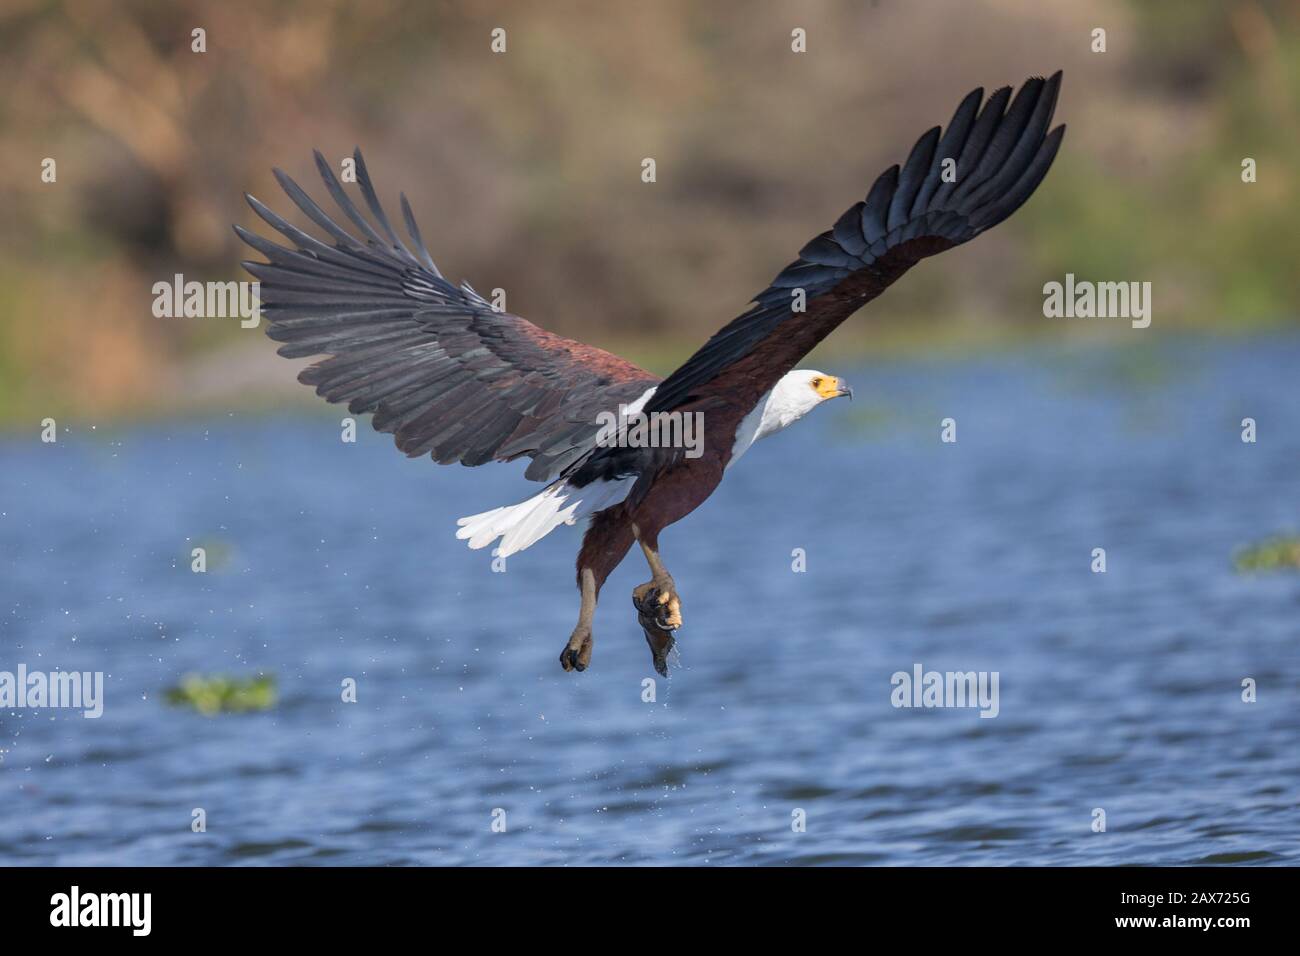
top-left (816, 376), bottom-right (853, 401)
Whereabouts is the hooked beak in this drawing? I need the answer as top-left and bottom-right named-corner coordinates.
top-left (836, 380), bottom-right (854, 401)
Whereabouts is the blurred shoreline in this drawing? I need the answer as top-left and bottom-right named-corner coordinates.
top-left (4, 323), bottom-right (1293, 434)
top-left (3, 1), bottom-right (1297, 428)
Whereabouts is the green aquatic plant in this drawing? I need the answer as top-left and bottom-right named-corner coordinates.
top-left (1233, 536), bottom-right (1300, 573)
top-left (164, 673), bottom-right (277, 715)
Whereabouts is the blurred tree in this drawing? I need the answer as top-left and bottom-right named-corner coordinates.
top-left (0, 0), bottom-right (1295, 423)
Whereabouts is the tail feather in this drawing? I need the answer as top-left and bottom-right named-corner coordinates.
top-left (455, 478), bottom-right (634, 558)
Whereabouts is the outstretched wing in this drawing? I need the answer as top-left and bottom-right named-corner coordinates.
top-left (237, 150), bottom-right (659, 482)
top-left (645, 72), bottom-right (1065, 416)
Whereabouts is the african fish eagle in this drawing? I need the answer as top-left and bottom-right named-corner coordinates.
top-left (237, 72), bottom-right (1065, 675)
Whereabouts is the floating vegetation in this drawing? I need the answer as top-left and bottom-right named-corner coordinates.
top-left (1234, 536), bottom-right (1300, 573)
top-left (164, 673), bottom-right (277, 715)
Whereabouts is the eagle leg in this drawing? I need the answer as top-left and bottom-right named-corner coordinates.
top-left (632, 535), bottom-right (683, 628)
top-left (631, 532), bottom-right (682, 676)
top-left (559, 567), bottom-right (597, 672)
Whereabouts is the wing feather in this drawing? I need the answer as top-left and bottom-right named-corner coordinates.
top-left (238, 151), bottom-right (658, 480)
top-left (644, 73), bottom-right (1065, 416)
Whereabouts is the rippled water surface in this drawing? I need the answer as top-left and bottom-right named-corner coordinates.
top-left (2, 335), bottom-right (1297, 865)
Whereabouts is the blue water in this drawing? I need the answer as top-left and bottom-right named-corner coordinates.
top-left (1, 334), bottom-right (1297, 865)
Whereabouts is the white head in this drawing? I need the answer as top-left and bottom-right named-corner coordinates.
top-left (755, 369), bottom-right (853, 440)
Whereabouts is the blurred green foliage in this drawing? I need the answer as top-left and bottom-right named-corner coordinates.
top-left (164, 673), bottom-right (277, 715)
top-left (1234, 535), bottom-right (1300, 572)
top-left (0, 0), bottom-right (1296, 426)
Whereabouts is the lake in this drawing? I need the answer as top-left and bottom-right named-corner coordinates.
top-left (1, 333), bottom-right (1297, 865)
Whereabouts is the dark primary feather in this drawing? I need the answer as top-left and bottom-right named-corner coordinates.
top-left (237, 148), bottom-right (658, 480)
top-left (645, 72), bottom-right (1065, 416)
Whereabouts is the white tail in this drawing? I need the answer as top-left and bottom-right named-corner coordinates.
top-left (455, 477), bottom-right (635, 558)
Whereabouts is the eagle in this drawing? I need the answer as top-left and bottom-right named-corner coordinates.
top-left (237, 72), bottom-right (1064, 676)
